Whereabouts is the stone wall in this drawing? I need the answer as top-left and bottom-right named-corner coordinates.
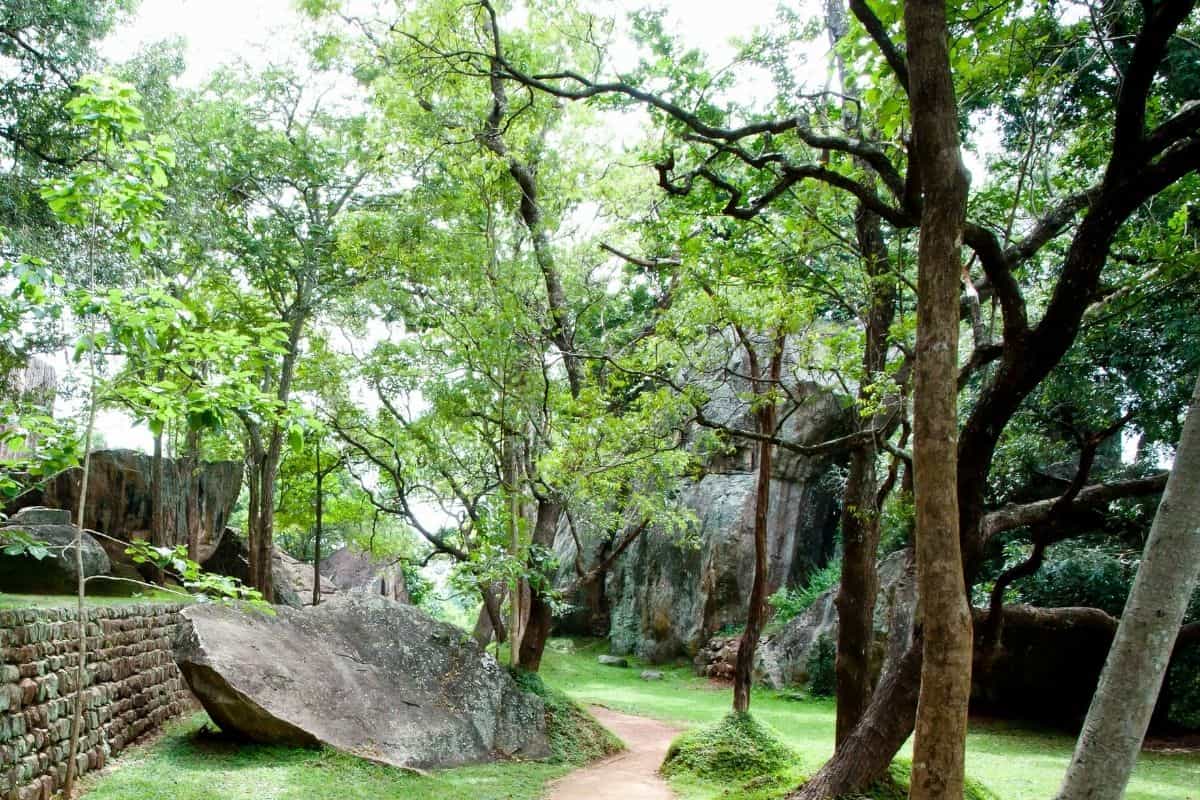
top-left (0, 604), bottom-right (193, 800)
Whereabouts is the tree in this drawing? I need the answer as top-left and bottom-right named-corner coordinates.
top-left (1056, 370), bottom-right (1200, 800)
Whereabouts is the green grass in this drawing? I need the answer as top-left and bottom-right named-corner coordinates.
top-left (536, 638), bottom-right (1200, 800)
top-left (74, 636), bottom-right (1200, 800)
top-left (79, 715), bottom-right (569, 800)
top-left (663, 711), bottom-right (795, 782)
top-left (0, 589), bottom-right (186, 609)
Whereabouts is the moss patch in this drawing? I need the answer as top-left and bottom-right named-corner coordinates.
top-left (509, 668), bottom-right (623, 765)
top-left (836, 759), bottom-right (1001, 800)
top-left (662, 712), bottom-right (796, 783)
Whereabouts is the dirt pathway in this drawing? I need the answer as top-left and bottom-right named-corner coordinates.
top-left (546, 706), bottom-right (679, 800)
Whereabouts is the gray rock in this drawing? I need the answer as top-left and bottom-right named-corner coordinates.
top-left (320, 546), bottom-right (409, 603)
top-left (4, 506), bottom-right (71, 526)
top-left (756, 548), bottom-right (917, 689)
top-left (598, 655), bottom-right (629, 667)
top-left (175, 594), bottom-right (549, 769)
top-left (274, 549), bottom-right (339, 606)
top-left (0, 521), bottom-right (111, 593)
top-left (554, 361), bottom-right (851, 662)
top-left (640, 670), bottom-right (664, 681)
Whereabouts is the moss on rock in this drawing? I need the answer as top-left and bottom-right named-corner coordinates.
top-left (661, 711), bottom-right (796, 782)
top-left (509, 669), bottom-right (623, 765)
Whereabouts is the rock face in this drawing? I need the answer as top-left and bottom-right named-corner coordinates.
top-left (757, 548), bottom-right (917, 689)
top-left (559, 375), bottom-right (850, 663)
top-left (0, 506), bottom-right (111, 592)
top-left (274, 549), bottom-right (339, 606)
top-left (200, 533), bottom-right (337, 608)
top-left (6, 449), bottom-right (242, 564)
top-left (320, 546), bottom-right (410, 603)
top-left (175, 595), bottom-right (550, 768)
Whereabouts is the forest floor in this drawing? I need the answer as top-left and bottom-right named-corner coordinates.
top-left (77, 636), bottom-right (1199, 800)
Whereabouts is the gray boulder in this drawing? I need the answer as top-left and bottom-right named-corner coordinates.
top-left (757, 548), bottom-right (917, 689)
top-left (274, 549), bottom-right (339, 606)
top-left (597, 655), bottom-right (629, 667)
top-left (320, 546), bottom-right (410, 603)
top-left (0, 509), bottom-right (110, 593)
top-left (175, 594), bottom-right (550, 769)
top-left (640, 670), bottom-right (664, 681)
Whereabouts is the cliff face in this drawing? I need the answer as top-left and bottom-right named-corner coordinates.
top-left (6, 449), bottom-right (243, 562)
top-left (555, 368), bottom-right (851, 662)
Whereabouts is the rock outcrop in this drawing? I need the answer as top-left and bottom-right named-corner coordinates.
top-left (320, 546), bottom-right (410, 603)
top-left (6, 449), bottom-right (242, 564)
top-left (757, 547), bottom-right (917, 689)
top-left (274, 549), bottom-right (339, 606)
top-left (557, 373), bottom-right (850, 662)
top-left (175, 595), bottom-right (550, 769)
top-left (0, 506), bottom-right (111, 592)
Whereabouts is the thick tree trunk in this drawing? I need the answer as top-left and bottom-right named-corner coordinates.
top-left (1056, 372), bottom-right (1200, 800)
top-left (733, 338), bottom-right (782, 712)
top-left (792, 642), bottom-right (923, 800)
top-left (518, 499), bottom-right (566, 671)
top-left (905, 1), bottom-right (972, 798)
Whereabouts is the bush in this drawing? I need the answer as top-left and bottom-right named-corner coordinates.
top-left (1013, 542), bottom-right (1137, 617)
top-left (662, 711), bottom-right (795, 782)
top-left (1167, 644), bottom-right (1200, 730)
top-left (806, 633), bottom-right (836, 697)
top-left (769, 559), bottom-right (841, 624)
top-left (508, 669), bottom-right (623, 765)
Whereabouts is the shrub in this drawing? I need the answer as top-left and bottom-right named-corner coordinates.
top-left (769, 558), bottom-right (841, 624)
top-left (662, 711), bottom-right (795, 782)
top-left (806, 633), bottom-right (836, 697)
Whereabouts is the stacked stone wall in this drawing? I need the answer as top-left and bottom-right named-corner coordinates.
top-left (0, 604), bottom-right (192, 800)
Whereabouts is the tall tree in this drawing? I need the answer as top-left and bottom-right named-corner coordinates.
top-left (1056, 370), bottom-right (1200, 800)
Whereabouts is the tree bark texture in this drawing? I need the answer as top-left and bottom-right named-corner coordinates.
top-left (518, 498), bottom-right (566, 671)
top-left (1056, 372), bottom-right (1200, 800)
top-left (905, 0), bottom-right (973, 797)
top-left (312, 444), bottom-right (324, 606)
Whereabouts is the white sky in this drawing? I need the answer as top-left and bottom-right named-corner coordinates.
top-left (90, 0), bottom-right (800, 451)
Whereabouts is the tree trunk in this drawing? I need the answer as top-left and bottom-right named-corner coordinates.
top-left (518, 498), bottom-right (566, 671)
top-left (905, 0), bottom-right (973, 797)
top-left (312, 444), bottom-right (323, 606)
top-left (474, 583), bottom-right (509, 647)
top-left (183, 426), bottom-right (201, 562)
top-left (733, 337), bottom-right (782, 713)
top-left (1056, 371), bottom-right (1200, 800)
top-left (150, 429), bottom-right (165, 584)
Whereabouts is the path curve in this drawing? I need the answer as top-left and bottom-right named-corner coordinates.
top-left (546, 706), bottom-right (679, 800)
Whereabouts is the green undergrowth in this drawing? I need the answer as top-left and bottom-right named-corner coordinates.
top-left (0, 589), bottom-right (186, 609)
top-left (836, 760), bottom-right (1000, 800)
top-left (509, 668), bottom-right (623, 765)
top-left (663, 711), bottom-right (795, 782)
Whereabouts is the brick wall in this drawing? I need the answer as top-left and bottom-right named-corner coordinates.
top-left (0, 604), bottom-right (193, 800)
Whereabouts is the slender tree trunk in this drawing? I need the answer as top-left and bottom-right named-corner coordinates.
top-left (733, 337), bottom-right (783, 713)
top-left (184, 426), bottom-right (201, 562)
top-left (1056, 372), bottom-right (1200, 800)
top-left (474, 583), bottom-right (509, 647)
top-left (906, 1), bottom-right (972, 797)
top-left (150, 429), bottom-right (165, 584)
top-left (312, 443), bottom-right (323, 606)
top-left (519, 499), bottom-right (566, 670)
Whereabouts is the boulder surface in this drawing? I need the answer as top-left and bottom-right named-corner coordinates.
top-left (175, 595), bottom-right (550, 768)
top-left (0, 507), bottom-right (111, 592)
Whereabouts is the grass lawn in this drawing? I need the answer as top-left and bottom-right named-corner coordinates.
top-left (75, 636), bottom-right (1199, 800)
top-left (536, 639), bottom-right (1200, 800)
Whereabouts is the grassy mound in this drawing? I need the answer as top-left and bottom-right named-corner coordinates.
top-left (509, 669), bottom-right (623, 765)
top-left (662, 711), bottom-right (796, 782)
top-left (837, 759), bottom-right (1001, 800)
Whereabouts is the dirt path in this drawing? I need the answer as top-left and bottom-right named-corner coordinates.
top-left (546, 706), bottom-right (679, 800)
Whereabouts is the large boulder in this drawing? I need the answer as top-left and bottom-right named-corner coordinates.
top-left (6, 449), bottom-right (242, 564)
top-left (175, 595), bottom-right (550, 768)
top-left (757, 547), bottom-right (917, 689)
top-left (274, 549), bottom-right (339, 606)
top-left (320, 546), bottom-right (410, 603)
top-left (559, 374), bottom-right (850, 662)
top-left (0, 506), bottom-right (111, 592)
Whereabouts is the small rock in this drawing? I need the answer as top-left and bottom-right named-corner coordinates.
top-left (640, 670), bottom-right (664, 681)
top-left (597, 655), bottom-right (629, 668)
